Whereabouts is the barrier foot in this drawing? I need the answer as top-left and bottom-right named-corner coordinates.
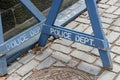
top-left (0, 55), bottom-right (7, 76)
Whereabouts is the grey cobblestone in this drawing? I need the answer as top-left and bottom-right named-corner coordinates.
top-left (84, 27), bottom-right (93, 34)
top-left (97, 71), bottom-right (116, 80)
top-left (52, 51), bottom-right (71, 63)
top-left (19, 53), bottom-right (35, 64)
top-left (67, 60), bottom-right (79, 67)
top-left (6, 74), bottom-right (21, 80)
top-left (51, 44), bottom-right (72, 54)
top-left (65, 21), bottom-right (79, 29)
top-left (16, 60), bottom-right (39, 76)
top-left (102, 13), bottom-right (118, 19)
top-left (101, 17), bottom-right (113, 24)
top-left (36, 57), bottom-right (56, 70)
top-left (100, 0), bottom-right (109, 3)
top-left (77, 62), bottom-right (101, 75)
top-left (54, 38), bottom-right (73, 46)
top-left (105, 6), bottom-right (118, 13)
top-left (94, 58), bottom-right (103, 67)
top-left (71, 50), bottom-right (96, 63)
top-left (21, 72), bottom-right (33, 80)
top-left (107, 31), bottom-right (119, 43)
top-left (114, 18), bottom-right (120, 26)
top-left (110, 26), bottom-right (120, 32)
top-left (53, 61), bottom-right (65, 67)
top-left (8, 62), bottom-right (22, 74)
top-left (112, 63), bottom-right (120, 73)
top-left (111, 46), bottom-right (120, 54)
top-left (74, 24), bottom-right (88, 32)
top-left (75, 17), bottom-right (90, 24)
top-left (91, 48), bottom-right (99, 56)
top-left (35, 48), bottom-right (52, 61)
top-left (116, 74), bottom-right (120, 80)
top-left (71, 43), bottom-right (93, 52)
top-left (98, 4), bottom-right (110, 9)
top-left (115, 3), bottom-right (120, 7)
top-left (102, 23), bottom-right (110, 29)
top-left (110, 52), bottom-right (116, 59)
top-left (98, 8), bottom-right (106, 15)
top-left (114, 56), bottom-right (120, 64)
top-left (115, 37), bottom-right (120, 46)
top-left (107, 0), bottom-right (118, 5)
top-left (113, 8), bottom-right (120, 15)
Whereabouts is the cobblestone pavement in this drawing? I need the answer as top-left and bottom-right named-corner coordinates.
top-left (1, 0), bottom-right (120, 80)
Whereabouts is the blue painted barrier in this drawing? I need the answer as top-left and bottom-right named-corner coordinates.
top-left (0, 0), bottom-right (110, 76)
top-left (39, 0), bottom-right (112, 70)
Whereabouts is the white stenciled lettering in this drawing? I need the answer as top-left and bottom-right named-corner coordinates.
top-left (6, 34), bottom-right (29, 51)
top-left (75, 35), bottom-right (94, 46)
top-left (30, 27), bottom-right (40, 37)
top-left (50, 28), bottom-right (72, 40)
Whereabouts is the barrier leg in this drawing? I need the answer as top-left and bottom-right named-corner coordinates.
top-left (39, 0), bottom-right (63, 47)
top-left (0, 15), bottom-right (7, 76)
top-left (85, 0), bottom-right (112, 69)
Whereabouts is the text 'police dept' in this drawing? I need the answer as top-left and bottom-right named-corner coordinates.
top-left (50, 28), bottom-right (94, 46)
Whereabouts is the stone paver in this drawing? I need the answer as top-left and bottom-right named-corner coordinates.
top-left (98, 4), bottom-right (110, 9)
top-left (51, 44), bottom-right (72, 54)
top-left (65, 21), bottom-right (79, 29)
top-left (6, 74), bottom-right (21, 80)
top-left (116, 74), bottom-right (120, 80)
top-left (105, 6), bottom-right (118, 13)
top-left (100, 0), bottom-right (108, 3)
top-left (110, 26), bottom-right (120, 32)
top-left (111, 46), bottom-right (120, 54)
top-left (94, 58), bottom-right (103, 67)
top-left (35, 48), bottom-right (52, 61)
top-left (16, 60), bottom-right (39, 76)
top-left (107, 31), bottom-right (119, 43)
top-left (107, 0), bottom-right (118, 5)
top-left (75, 17), bottom-right (90, 24)
top-left (53, 61), bottom-right (65, 67)
top-left (19, 53), bottom-right (35, 64)
top-left (113, 8), bottom-right (120, 15)
top-left (77, 62), bottom-right (101, 75)
top-left (97, 71), bottom-right (116, 80)
top-left (102, 13), bottom-right (118, 19)
top-left (71, 50), bottom-right (96, 63)
top-left (101, 17), bottom-right (113, 24)
top-left (8, 62), bottom-right (22, 74)
top-left (114, 56), bottom-right (120, 64)
top-left (54, 38), bottom-right (73, 46)
top-left (67, 60), bottom-right (79, 67)
top-left (84, 26), bottom-right (93, 34)
top-left (91, 48), bottom-right (99, 56)
top-left (21, 72), bottom-right (33, 80)
top-left (74, 24), bottom-right (89, 32)
top-left (52, 51), bottom-right (71, 63)
top-left (115, 37), bottom-right (120, 45)
top-left (112, 63), bottom-right (120, 73)
top-left (71, 43), bottom-right (93, 52)
top-left (114, 18), bottom-right (120, 26)
top-left (36, 57), bottom-right (56, 70)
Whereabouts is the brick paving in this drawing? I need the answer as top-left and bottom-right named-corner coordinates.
top-left (1, 0), bottom-right (120, 80)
